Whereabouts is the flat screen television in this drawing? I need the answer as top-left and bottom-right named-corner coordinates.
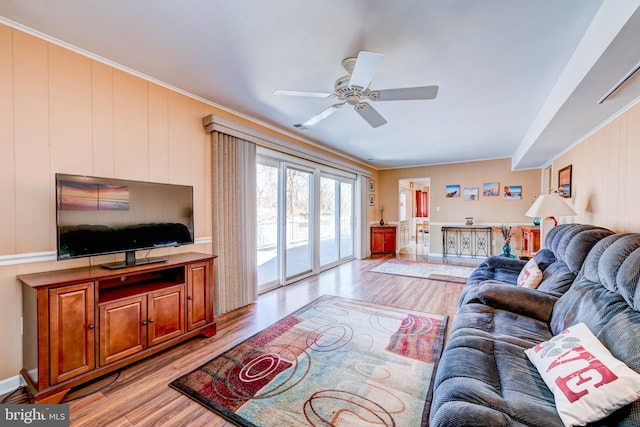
top-left (56, 173), bottom-right (194, 269)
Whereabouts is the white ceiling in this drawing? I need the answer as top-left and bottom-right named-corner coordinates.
top-left (1, 0), bottom-right (640, 170)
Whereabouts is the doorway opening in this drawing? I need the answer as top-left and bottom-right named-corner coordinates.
top-left (398, 177), bottom-right (430, 257)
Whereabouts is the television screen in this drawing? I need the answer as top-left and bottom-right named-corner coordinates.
top-left (56, 173), bottom-right (194, 269)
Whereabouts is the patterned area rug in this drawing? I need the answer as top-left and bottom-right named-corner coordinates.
top-left (369, 260), bottom-right (475, 283)
top-left (170, 295), bottom-right (448, 426)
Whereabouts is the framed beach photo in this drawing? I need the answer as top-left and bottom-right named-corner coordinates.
top-left (445, 184), bottom-right (460, 198)
top-left (558, 165), bottom-right (572, 198)
top-left (482, 182), bottom-right (499, 197)
top-left (503, 185), bottom-right (522, 200)
top-left (464, 187), bottom-right (479, 201)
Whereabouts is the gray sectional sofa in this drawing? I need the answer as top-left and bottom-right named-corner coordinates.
top-left (430, 227), bottom-right (640, 426)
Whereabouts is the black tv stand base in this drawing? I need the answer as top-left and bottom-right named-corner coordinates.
top-left (100, 251), bottom-right (168, 270)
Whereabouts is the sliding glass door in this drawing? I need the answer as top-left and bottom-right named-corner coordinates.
top-left (257, 152), bottom-right (356, 293)
top-left (319, 176), bottom-right (354, 267)
top-left (340, 181), bottom-right (354, 258)
top-left (285, 167), bottom-right (313, 280)
top-left (256, 160), bottom-right (280, 290)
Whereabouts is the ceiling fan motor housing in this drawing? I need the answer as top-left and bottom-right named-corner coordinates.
top-left (335, 75), bottom-right (366, 104)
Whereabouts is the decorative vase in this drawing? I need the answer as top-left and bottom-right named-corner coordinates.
top-left (533, 217), bottom-right (541, 226)
top-left (501, 243), bottom-right (515, 258)
top-left (379, 217), bottom-right (385, 226)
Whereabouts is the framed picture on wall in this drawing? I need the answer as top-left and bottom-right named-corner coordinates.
top-left (503, 185), bottom-right (522, 200)
top-left (369, 194), bottom-right (375, 206)
top-left (445, 184), bottom-right (460, 198)
top-left (482, 182), bottom-right (499, 197)
top-left (464, 187), bottom-right (479, 201)
top-left (558, 165), bottom-right (572, 198)
top-left (369, 180), bottom-right (375, 192)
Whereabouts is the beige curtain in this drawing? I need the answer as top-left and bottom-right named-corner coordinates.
top-left (210, 131), bottom-right (257, 314)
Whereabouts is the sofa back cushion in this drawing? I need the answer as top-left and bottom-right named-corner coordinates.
top-left (546, 224), bottom-right (614, 272)
top-left (534, 224), bottom-right (614, 294)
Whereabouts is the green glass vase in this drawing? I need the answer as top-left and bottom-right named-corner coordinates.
top-left (501, 243), bottom-right (515, 258)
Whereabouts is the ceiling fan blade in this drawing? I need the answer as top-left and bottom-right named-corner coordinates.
top-left (373, 86), bottom-right (439, 101)
top-left (273, 89), bottom-right (333, 98)
top-left (349, 51), bottom-right (384, 89)
top-left (354, 102), bottom-right (387, 128)
top-left (303, 103), bottom-right (344, 126)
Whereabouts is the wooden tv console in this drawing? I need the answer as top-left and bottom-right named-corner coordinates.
top-left (19, 252), bottom-right (217, 404)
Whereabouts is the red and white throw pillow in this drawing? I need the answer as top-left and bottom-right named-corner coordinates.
top-left (517, 258), bottom-right (543, 288)
top-left (525, 322), bottom-right (640, 426)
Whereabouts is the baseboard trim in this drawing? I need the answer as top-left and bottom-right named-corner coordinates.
top-left (0, 374), bottom-right (23, 397)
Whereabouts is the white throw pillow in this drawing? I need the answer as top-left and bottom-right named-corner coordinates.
top-left (525, 322), bottom-right (640, 426)
top-left (517, 258), bottom-right (543, 288)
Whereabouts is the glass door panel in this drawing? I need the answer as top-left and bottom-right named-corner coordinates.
top-left (340, 181), bottom-right (354, 258)
top-left (285, 167), bottom-right (312, 279)
top-left (256, 162), bottom-right (280, 291)
top-left (320, 177), bottom-right (339, 266)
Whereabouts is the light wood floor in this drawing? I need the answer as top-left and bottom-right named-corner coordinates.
top-left (4, 254), bottom-right (465, 426)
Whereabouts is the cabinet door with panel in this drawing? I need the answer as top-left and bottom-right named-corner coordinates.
top-left (371, 229), bottom-right (386, 253)
top-left (48, 282), bottom-right (95, 385)
top-left (99, 295), bottom-right (147, 366)
top-left (147, 285), bottom-right (185, 346)
top-left (187, 261), bottom-right (212, 331)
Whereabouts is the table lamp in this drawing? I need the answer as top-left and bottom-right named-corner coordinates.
top-left (525, 192), bottom-right (577, 248)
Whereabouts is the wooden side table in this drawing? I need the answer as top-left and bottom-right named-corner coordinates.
top-left (520, 225), bottom-right (540, 255)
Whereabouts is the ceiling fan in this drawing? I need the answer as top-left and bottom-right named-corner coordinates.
top-left (274, 51), bottom-right (438, 128)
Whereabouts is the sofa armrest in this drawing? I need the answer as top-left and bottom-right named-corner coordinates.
top-left (477, 282), bottom-right (558, 322)
top-left (480, 256), bottom-right (527, 273)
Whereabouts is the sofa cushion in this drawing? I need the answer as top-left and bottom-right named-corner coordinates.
top-left (533, 248), bottom-right (556, 271)
top-left (525, 322), bottom-right (640, 427)
top-left (430, 303), bottom-right (561, 426)
top-left (477, 282), bottom-right (558, 322)
top-left (536, 226), bottom-right (615, 295)
top-left (517, 258), bottom-right (543, 288)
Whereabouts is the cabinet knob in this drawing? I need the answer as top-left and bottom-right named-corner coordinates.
top-left (142, 321), bottom-right (148, 326)
top-left (88, 324), bottom-right (95, 330)
top-left (149, 318), bottom-right (154, 323)
top-left (188, 296), bottom-right (193, 301)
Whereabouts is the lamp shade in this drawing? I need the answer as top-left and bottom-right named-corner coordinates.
top-left (525, 193), bottom-right (577, 218)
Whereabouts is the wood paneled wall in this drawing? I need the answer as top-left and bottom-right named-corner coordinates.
top-left (553, 101), bottom-right (640, 232)
top-left (0, 25), bottom-right (219, 382)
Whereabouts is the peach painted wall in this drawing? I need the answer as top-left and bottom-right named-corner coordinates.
top-left (378, 158), bottom-right (542, 254)
top-left (552, 101), bottom-right (640, 232)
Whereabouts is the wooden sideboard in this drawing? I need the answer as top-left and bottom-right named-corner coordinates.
top-left (19, 252), bottom-right (216, 403)
top-left (371, 226), bottom-right (397, 254)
